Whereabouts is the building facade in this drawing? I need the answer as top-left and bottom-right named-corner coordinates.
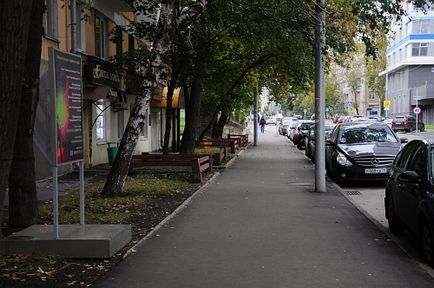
top-left (35, 0), bottom-right (177, 179)
top-left (385, 3), bottom-right (434, 123)
top-left (330, 58), bottom-right (378, 117)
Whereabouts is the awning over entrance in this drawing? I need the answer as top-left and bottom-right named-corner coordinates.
top-left (151, 87), bottom-right (182, 109)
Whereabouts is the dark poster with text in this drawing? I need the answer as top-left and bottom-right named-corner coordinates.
top-left (50, 48), bottom-right (84, 165)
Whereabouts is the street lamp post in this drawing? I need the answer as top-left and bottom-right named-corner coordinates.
top-left (314, 0), bottom-right (326, 193)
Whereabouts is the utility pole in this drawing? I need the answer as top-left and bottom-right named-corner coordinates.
top-left (315, 0), bottom-right (326, 192)
top-left (254, 88), bottom-right (258, 146)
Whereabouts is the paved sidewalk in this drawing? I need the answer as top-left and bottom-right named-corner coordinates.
top-left (94, 129), bottom-right (434, 288)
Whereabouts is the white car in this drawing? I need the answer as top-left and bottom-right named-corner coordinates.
top-left (267, 116), bottom-right (277, 125)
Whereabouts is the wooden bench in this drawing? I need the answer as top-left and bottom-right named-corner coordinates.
top-left (129, 153), bottom-right (212, 183)
top-left (197, 138), bottom-right (238, 154)
top-left (228, 134), bottom-right (248, 147)
top-left (210, 147), bottom-right (226, 165)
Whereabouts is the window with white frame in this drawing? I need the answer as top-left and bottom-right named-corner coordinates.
top-left (412, 43), bottom-right (428, 56)
top-left (75, 3), bottom-right (86, 51)
top-left (95, 101), bottom-right (107, 143)
top-left (95, 15), bottom-right (107, 58)
top-left (413, 19), bottom-right (430, 34)
top-left (140, 108), bottom-right (148, 138)
top-left (43, 0), bottom-right (58, 38)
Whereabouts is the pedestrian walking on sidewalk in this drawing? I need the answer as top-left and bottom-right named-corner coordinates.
top-left (259, 117), bottom-right (266, 133)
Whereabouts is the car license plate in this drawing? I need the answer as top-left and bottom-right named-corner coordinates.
top-left (395, 122), bottom-right (402, 124)
top-left (365, 168), bottom-right (388, 174)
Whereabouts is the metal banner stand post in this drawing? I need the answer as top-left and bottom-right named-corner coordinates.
top-left (52, 167), bottom-right (59, 239)
top-left (80, 160), bottom-right (85, 225)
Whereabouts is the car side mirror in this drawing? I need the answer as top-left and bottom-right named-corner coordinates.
top-left (399, 171), bottom-right (420, 183)
top-left (400, 138), bottom-right (408, 143)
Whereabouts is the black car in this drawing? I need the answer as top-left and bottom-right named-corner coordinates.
top-left (305, 125), bottom-right (334, 162)
top-left (325, 122), bottom-right (403, 183)
top-left (385, 138), bottom-right (434, 266)
top-left (391, 114), bottom-right (425, 132)
top-left (294, 121), bottom-right (314, 149)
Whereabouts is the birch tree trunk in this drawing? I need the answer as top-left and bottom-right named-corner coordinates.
top-left (101, 1), bottom-right (207, 196)
top-left (0, 1), bottom-right (33, 236)
top-left (8, 0), bottom-right (44, 229)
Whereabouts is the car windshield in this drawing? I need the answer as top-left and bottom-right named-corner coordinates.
top-left (282, 120), bottom-right (292, 125)
top-left (339, 126), bottom-right (398, 144)
top-left (300, 123), bottom-right (313, 130)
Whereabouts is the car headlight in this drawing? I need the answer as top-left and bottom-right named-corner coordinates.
top-left (336, 152), bottom-right (352, 166)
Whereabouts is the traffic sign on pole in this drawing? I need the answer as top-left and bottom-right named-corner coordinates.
top-left (413, 107), bottom-right (421, 114)
top-left (383, 100), bottom-right (391, 109)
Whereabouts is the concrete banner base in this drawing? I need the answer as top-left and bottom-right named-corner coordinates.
top-left (0, 224), bottom-right (131, 258)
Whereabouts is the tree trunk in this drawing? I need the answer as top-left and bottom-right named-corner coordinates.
top-left (101, 5), bottom-right (171, 197)
top-left (0, 1), bottom-right (33, 236)
top-left (179, 52), bottom-right (207, 155)
top-left (101, 1), bottom-right (208, 196)
top-left (162, 62), bottom-right (180, 154)
top-left (212, 112), bottom-right (228, 138)
top-left (8, 0), bottom-right (44, 229)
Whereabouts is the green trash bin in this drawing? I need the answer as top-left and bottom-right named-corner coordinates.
top-left (107, 142), bottom-right (119, 166)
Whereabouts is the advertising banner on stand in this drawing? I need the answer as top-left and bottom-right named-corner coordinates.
top-left (49, 48), bottom-right (84, 166)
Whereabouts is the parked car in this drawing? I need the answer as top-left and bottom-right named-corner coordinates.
top-left (288, 121), bottom-right (300, 141)
top-left (337, 115), bottom-right (347, 123)
top-left (346, 115), bottom-right (368, 122)
top-left (391, 114), bottom-right (425, 132)
top-left (383, 117), bottom-right (393, 128)
top-left (325, 122), bottom-right (403, 183)
top-left (305, 124), bottom-right (335, 162)
top-left (293, 121), bottom-right (314, 149)
top-left (385, 138), bottom-right (434, 266)
top-left (267, 116), bottom-right (277, 125)
top-left (278, 117), bottom-right (297, 135)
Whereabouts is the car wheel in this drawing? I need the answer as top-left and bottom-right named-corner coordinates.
top-left (386, 194), bottom-right (403, 234)
top-left (297, 143), bottom-right (303, 150)
top-left (421, 125), bottom-right (425, 132)
top-left (421, 220), bottom-right (434, 267)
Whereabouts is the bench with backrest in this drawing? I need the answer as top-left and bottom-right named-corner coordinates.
top-left (197, 138), bottom-right (238, 154)
top-left (129, 153), bottom-right (212, 183)
top-left (211, 147), bottom-right (226, 165)
top-left (228, 134), bottom-right (248, 147)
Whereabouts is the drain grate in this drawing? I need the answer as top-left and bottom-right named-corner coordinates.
top-left (345, 190), bottom-right (362, 196)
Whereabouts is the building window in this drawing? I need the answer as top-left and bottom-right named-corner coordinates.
top-left (75, 4), bottom-right (86, 51)
top-left (96, 101), bottom-right (107, 143)
top-left (140, 108), bottom-right (148, 138)
top-left (43, 0), bottom-right (58, 38)
top-left (95, 15), bottom-right (107, 58)
top-left (413, 19), bottom-right (430, 34)
top-left (369, 91), bottom-right (376, 100)
top-left (412, 43), bottom-right (428, 56)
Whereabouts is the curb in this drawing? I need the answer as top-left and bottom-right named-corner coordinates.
top-left (331, 180), bottom-right (434, 279)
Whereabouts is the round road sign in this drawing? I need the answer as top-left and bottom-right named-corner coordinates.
top-left (413, 107), bottom-right (421, 114)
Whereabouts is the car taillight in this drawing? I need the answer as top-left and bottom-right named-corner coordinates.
top-left (404, 119), bottom-right (408, 125)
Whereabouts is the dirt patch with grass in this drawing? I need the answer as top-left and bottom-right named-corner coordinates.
top-left (0, 171), bottom-right (215, 287)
